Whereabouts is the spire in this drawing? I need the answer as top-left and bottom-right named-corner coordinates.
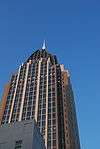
top-left (42, 40), bottom-right (46, 50)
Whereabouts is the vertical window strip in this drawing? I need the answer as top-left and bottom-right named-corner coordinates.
top-left (8, 65), bottom-right (21, 123)
top-left (19, 63), bottom-right (30, 121)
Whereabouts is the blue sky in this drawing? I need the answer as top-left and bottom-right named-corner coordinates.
top-left (0, 0), bottom-right (100, 148)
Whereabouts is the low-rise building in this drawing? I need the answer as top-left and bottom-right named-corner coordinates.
top-left (0, 120), bottom-right (45, 149)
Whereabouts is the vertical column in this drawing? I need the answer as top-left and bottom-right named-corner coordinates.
top-left (51, 66), bottom-right (59, 149)
top-left (45, 58), bottom-right (50, 148)
top-left (8, 66), bottom-right (21, 123)
top-left (51, 67), bottom-right (53, 149)
top-left (19, 62), bottom-right (30, 121)
top-left (55, 66), bottom-right (59, 149)
top-left (61, 71), bottom-right (69, 149)
top-left (35, 59), bottom-right (42, 122)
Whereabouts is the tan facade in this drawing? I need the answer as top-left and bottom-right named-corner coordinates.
top-left (0, 83), bottom-right (10, 125)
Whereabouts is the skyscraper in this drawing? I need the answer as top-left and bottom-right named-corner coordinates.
top-left (0, 42), bottom-right (80, 149)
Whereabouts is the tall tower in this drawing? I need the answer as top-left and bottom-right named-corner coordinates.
top-left (0, 43), bottom-right (80, 149)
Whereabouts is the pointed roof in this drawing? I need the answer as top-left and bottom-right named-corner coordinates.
top-left (42, 40), bottom-right (46, 50)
